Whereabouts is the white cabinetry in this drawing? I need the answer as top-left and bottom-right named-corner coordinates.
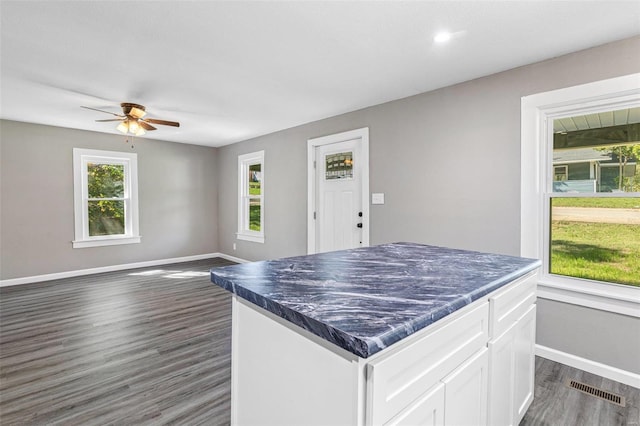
top-left (442, 347), bottom-right (489, 426)
top-left (488, 273), bottom-right (537, 426)
top-left (385, 383), bottom-right (445, 426)
top-left (372, 340), bottom-right (489, 426)
top-left (513, 304), bottom-right (536, 421)
top-left (366, 302), bottom-right (488, 426)
top-left (229, 270), bottom-right (538, 426)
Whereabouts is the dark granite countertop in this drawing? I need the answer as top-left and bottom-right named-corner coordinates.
top-left (210, 242), bottom-right (541, 358)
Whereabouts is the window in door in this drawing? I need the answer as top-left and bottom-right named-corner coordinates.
top-left (325, 151), bottom-right (353, 180)
top-left (237, 150), bottom-right (264, 243)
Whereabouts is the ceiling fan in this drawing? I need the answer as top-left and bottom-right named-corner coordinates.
top-left (81, 103), bottom-right (180, 136)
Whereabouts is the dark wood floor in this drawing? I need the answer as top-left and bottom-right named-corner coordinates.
top-left (2, 259), bottom-right (638, 425)
top-left (521, 357), bottom-right (640, 426)
top-left (0, 258), bottom-right (235, 425)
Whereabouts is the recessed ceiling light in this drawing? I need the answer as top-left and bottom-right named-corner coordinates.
top-left (434, 32), bottom-right (452, 43)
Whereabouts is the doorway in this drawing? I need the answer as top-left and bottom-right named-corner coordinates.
top-left (307, 128), bottom-right (369, 254)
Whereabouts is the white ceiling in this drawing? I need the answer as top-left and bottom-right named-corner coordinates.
top-left (1, 1), bottom-right (639, 147)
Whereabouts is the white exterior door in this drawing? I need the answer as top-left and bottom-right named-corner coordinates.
top-left (308, 128), bottom-right (369, 254)
top-left (316, 140), bottom-right (362, 253)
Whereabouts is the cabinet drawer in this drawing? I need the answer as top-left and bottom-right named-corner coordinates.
top-left (489, 271), bottom-right (537, 339)
top-left (366, 302), bottom-right (489, 426)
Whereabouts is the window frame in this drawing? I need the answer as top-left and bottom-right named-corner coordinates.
top-left (72, 148), bottom-right (140, 248)
top-left (521, 73), bottom-right (640, 317)
top-left (237, 150), bottom-right (265, 243)
top-left (553, 165), bottom-right (568, 181)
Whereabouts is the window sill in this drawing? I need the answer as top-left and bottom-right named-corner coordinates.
top-left (73, 235), bottom-right (141, 248)
top-left (236, 233), bottom-right (264, 244)
top-left (537, 276), bottom-right (640, 318)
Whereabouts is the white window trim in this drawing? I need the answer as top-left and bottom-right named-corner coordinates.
top-left (521, 73), bottom-right (640, 317)
top-left (72, 148), bottom-right (140, 248)
top-left (237, 150), bottom-right (265, 243)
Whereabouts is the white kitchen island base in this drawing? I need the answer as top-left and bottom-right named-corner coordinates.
top-left (230, 270), bottom-right (537, 426)
top-left (231, 296), bottom-right (366, 426)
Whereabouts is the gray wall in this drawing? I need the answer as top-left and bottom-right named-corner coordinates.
top-left (216, 36), bottom-right (640, 373)
top-left (0, 120), bottom-right (219, 279)
top-left (537, 299), bottom-right (640, 374)
top-left (217, 36), bottom-right (640, 261)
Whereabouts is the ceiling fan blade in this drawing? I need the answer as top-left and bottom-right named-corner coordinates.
top-left (139, 121), bottom-right (157, 131)
top-left (95, 118), bottom-right (124, 122)
top-left (144, 118), bottom-right (180, 127)
top-left (81, 106), bottom-right (124, 117)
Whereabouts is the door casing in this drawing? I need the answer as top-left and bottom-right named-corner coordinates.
top-left (307, 127), bottom-right (370, 254)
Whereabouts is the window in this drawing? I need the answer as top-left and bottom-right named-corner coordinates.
top-left (521, 74), bottom-right (640, 316)
top-left (553, 165), bottom-right (568, 181)
top-left (325, 151), bottom-right (353, 180)
top-left (73, 148), bottom-right (140, 248)
top-left (237, 150), bottom-right (264, 243)
top-left (549, 109), bottom-right (639, 287)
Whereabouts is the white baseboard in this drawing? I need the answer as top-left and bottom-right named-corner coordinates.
top-left (0, 252), bottom-right (249, 287)
top-left (216, 253), bottom-right (250, 264)
top-left (536, 344), bottom-right (640, 389)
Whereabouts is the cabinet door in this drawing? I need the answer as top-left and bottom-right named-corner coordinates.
top-left (488, 303), bottom-right (536, 426)
top-left (488, 320), bottom-right (516, 426)
top-left (386, 383), bottom-right (445, 426)
top-left (442, 348), bottom-right (489, 426)
top-left (513, 304), bottom-right (536, 423)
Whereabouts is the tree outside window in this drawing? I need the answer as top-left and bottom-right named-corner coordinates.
top-left (87, 163), bottom-right (126, 236)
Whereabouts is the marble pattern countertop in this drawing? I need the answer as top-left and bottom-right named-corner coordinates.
top-left (210, 242), bottom-right (541, 358)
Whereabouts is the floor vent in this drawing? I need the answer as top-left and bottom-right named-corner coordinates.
top-left (564, 378), bottom-right (626, 407)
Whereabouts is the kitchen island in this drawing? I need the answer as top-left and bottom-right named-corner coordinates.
top-left (211, 242), bottom-right (541, 426)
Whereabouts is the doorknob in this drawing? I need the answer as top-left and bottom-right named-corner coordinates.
top-left (357, 223), bottom-right (363, 228)
top-left (358, 212), bottom-right (363, 217)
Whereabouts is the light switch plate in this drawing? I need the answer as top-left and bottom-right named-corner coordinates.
top-left (371, 193), bottom-right (385, 205)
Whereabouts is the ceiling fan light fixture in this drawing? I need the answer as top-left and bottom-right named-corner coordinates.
top-left (85, 103), bottom-right (179, 136)
top-left (129, 106), bottom-right (146, 119)
top-left (128, 119), bottom-right (140, 133)
top-left (434, 31), bottom-right (452, 43)
top-left (116, 118), bottom-right (145, 135)
top-left (116, 120), bottom-right (129, 134)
